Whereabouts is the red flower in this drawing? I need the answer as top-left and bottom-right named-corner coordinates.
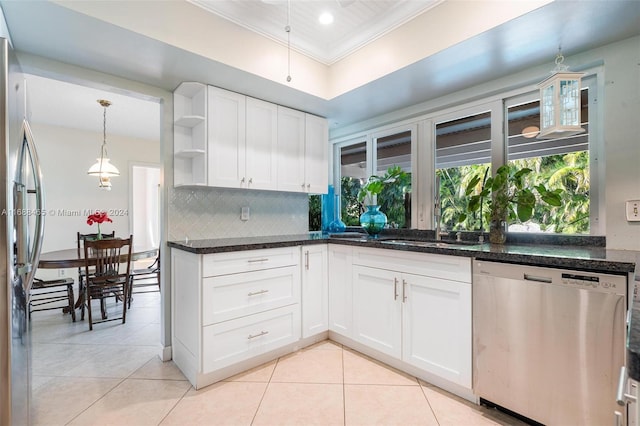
top-left (86, 211), bottom-right (113, 226)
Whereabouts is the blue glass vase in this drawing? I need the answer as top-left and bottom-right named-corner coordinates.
top-left (360, 205), bottom-right (387, 238)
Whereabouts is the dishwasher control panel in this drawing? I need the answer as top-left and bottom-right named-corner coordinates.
top-left (561, 273), bottom-right (621, 290)
top-left (474, 260), bottom-right (626, 296)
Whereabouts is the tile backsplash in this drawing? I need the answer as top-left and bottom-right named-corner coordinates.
top-left (168, 186), bottom-right (309, 241)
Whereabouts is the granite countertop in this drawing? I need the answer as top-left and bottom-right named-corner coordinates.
top-left (168, 232), bottom-right (638, 275)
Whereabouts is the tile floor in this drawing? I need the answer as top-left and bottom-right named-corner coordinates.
top-left (31, 292), bottom-right (526, 426)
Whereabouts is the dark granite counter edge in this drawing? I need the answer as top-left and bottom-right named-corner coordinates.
top-left (168, 236), bottom-right (636, 275)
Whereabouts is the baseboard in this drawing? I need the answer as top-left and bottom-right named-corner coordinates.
top-left (158, 344), bottom-right (172, 362)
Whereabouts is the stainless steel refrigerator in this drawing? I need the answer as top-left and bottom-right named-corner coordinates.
top-left (0, 34), bottom-right (45, 425)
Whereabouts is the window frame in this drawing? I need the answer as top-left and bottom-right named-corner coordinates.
top-left (331, 67), bottom-right (603, 235)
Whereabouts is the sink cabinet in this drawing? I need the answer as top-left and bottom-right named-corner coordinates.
top-left (350, 247), bottom-right (472, 389)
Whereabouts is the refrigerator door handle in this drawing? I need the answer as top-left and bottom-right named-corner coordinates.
top-left (16, 120), bottom-right (45, 290)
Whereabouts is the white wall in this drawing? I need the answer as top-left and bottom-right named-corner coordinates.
top-left (31, 123), bottom-right (160, 252)
top-left (331, 36), bottom-right (640, 251)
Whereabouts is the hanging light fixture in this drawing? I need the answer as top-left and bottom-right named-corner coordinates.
top-left (285, 0), bottom-right (292, 82)
top-left (537, 48), bottom-right (585, 139)
top-left (87, 99), bottom-right (119, 190)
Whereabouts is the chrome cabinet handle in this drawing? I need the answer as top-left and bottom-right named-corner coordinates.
top-left (307, 184), bottom-right (311, 189)
top-left (615, 411), bottom-right (623, 426)
top-left (305, 251), bottom-right (309, 270)
top-left (248, 258), bottom-right (269, 263)
top-left (301, 183), bottom-right (306, 188)
top-left (241, 177), bottom-right (246, 183)
top-left (249, 177), bottom-right (253, 184)
top-left (248, 289), bottom-right (269, 297)
top-left (393, 278), bottom-right (399, 300)
top-left (402, 279), bottom-right (407, 302)
top-left (248, 330), bottom-right (269, 340)
top-left (616, 366), bottom-right (638, 406)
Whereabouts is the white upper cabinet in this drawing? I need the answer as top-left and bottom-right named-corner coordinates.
top-left (277, 107), bottom-right (329, 194)
top-left (277, 106), bottom-right (306, 192)
top-left (207, 86), bottom-right (246, 188)
top-left (174, 82), bottom-right (327, 192)
top-left (304, 113), bottom-right (329, 194)
top-left (245, 97), bottom-right (278, 190)
top-left (173, 82), bottom-right (207, 186)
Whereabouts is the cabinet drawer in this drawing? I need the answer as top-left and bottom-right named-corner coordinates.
top-left (203, 265), bottom-right (300, 325)
top-left (352, 247), bottom-right (471, 283)
top-left (202, 304), bottom-right (301, 373)
top-left (203, 247), bottom-right (299, 277)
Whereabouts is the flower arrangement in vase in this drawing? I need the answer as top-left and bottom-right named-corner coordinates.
top-left (86, 211), bottom-right (112, 240)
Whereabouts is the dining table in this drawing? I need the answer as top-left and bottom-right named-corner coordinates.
top-left (37, 245), bottom-right (159, 310)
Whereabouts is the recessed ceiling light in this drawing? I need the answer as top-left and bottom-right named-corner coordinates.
top-left (319, 12), bottom-right (334, 25)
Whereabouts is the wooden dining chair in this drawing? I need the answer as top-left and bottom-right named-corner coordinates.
top-left (29, 277), bottom-right (76, 322)
top-left (83, 235), bottom-right (133, 330)
top-left (77, 231), bottom-right (115, 320)
top-left (128, 248), bottom-right (160, 308)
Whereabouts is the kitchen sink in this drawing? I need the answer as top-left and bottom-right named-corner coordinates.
top-left (379, 239), bottom-right (477, 248)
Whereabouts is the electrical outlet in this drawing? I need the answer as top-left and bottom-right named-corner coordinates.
top-left (626, 200), bottom-right (640, 222)
top-left (58, 269), bottom-right (65, 277)
top-left (241, 206), bottom-right (250, 221)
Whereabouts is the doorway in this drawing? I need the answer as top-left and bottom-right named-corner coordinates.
top-left (130, 164), bottom-right (160, 248)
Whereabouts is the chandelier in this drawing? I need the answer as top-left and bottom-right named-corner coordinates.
top-left (87, 99), bottom-right (120, 190)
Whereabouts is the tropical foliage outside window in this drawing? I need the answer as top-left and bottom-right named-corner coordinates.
top-left (439, 152), bottom-right (589, 233)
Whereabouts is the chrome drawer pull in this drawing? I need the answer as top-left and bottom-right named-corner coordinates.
top-left (248, 330), bottom-right (269, 340)
top-left (248, 289), bottom-right (269, 297)
top-left (393, 278), bottom-right (398, 300)
top-left (248, 258), bottom-right (269, 263)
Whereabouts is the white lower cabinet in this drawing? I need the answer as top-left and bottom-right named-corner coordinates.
top-left (350, 247), bottom-right (472, 389)
top-left (172, 242), bottom-right (471, 394)
top-left (328, 244), bottom-right (353, 337)
top-left (301, 245), bottom-right (328, 338)
top-left (352, 266), bottom-right (402, 358)
top-left (172, 246), bottom-right (302, 389)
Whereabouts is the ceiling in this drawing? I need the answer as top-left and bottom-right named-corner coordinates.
top-left (191, 0), bottom-right (443, 65)
top-left (1, 1), bottom-right (639, 139)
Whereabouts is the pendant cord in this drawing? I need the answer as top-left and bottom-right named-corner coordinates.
top-left (286, 0), bottom-right (292, 82)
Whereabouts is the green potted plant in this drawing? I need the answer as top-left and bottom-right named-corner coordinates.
top-left (357, 165), bottom-right (409, 237)
top-left (458, 165), bottom-right (562, 243)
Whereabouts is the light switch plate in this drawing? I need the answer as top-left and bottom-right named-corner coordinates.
top-left (626, 200), bottom-right (640, 221)
top-left (241, 206), bottom-right (250, 221)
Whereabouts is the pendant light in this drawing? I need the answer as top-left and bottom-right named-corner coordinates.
top-left (87, 99), bottom-right (119, 190)
top-left (537, 49), bottom-right (585, 139)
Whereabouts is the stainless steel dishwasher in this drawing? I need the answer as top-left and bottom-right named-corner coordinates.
top-left (474, 260), bottom-right (627, 426)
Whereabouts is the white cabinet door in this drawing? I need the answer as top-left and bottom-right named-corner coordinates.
top-left (246, 97), bottom-right (277, 190)
top-left (402, 272), bottom-right (472, 388)
top-left (277, 106), bottom-right (306, 192)
top-left (301, 245), bottom-right (328, 338)
top-left (208, 86), bottom-right (246, 188)
top-left (328, 244), bottom-right (353, 337)
top-left (352, 265), bottom-right (402, 358)
top-left (304, 114), bottom-right (328, 194)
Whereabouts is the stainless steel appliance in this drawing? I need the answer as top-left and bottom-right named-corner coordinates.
top-left (0, 24), bottom-right (45, 425)
top-left (474, 260), bottom-right (626, 425)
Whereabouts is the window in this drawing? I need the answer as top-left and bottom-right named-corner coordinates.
top-left (435, 110), bottom-right (492, 232)
top-left (337, 141), bottom-right (367, 226)
top-left (506, 88), bottom-right (590, 233)
top-left (375, 130), bottom-right (412, 228)
top-left (332, 74), bottom-right (597, 236)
